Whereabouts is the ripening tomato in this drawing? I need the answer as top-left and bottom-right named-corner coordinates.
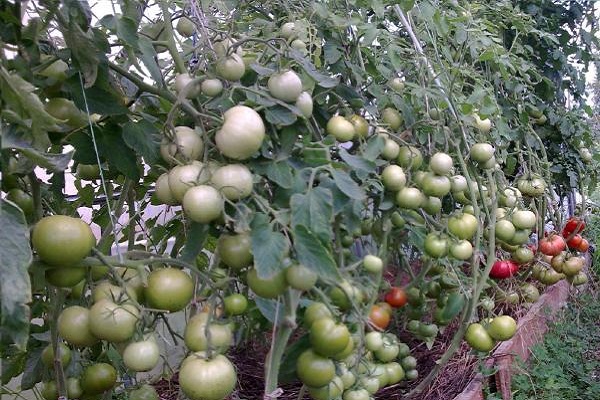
top-left (539, 234), bottom-right (566, 256)
top-left (577, 238), bottom-right (590, 252)
top-left (384, 287), bottom-right (408, 308)
top-left (489, 260), bottom-right (519, 279)
top-left (562, 217), bottom-right (585, 236)
top-left (369, 305), bottom-right (391, 329)
top-left (566, 234), bottom-right (583, 249)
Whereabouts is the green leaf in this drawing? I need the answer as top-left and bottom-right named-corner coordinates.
top-left (69, 131), bottom-right (98, 164)
top-left (0, 199), bottom-right (32, 350)
top-left (292, 225), bottom-right (339, 281)
top-left (330, 168), bottom-right (366, 200)
top-left (279, 333), bottom-right (310, 383)
top-left (180, 223), bottom-right (209, 264)
top-left (250, 213), bottom-right (289, 279)
top-left (116, 16), bottom-right (139, 49)
top-left (137, 36), bottom-right (164, 86)
top-left (65, 75), bottom-right (129, 116)
top-left (338, 148), bottom-right (376, 172)
top-left (122, 119), bottom-right (161, 164)
top-left (97, 124), bottom-right (140, 181)
top-left (1, 129), bottom-right (73, 172)
top-left (399, 0), bottom-right (415, 11)
top-left (0, 66), bottom-right (60, 146)
top-left (372, 0), bottom-right (385, 17)
top-left (265, 106), bottom-right (297, 126)
top-left (58, 20), bottom-right (100, 88)
top-left (289, 50), bottom-right (339, 88)
top-left (254, 297), bottom-right (284, 325)
top-left (20, 345), bottom-right (44, 390)
top-left (290, 187), bottom-right (333, 245)
top-left (266, 161), bottom-right (294, 189)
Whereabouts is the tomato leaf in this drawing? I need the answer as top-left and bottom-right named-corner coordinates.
top-left (278, 333), bottom-right (310, 383)
top-left (97, 124), bottom-right (140, 181)
top-left (137, 36), bottom-right (164, 86)
top-left (290, 186), bottom-right (333, 245)
top-left (0, 199), bottom-right (32, 351)
top-left (254, 297), bottom-right (284, 325)
top-left (265, 106), bottom-right (297, 126)
top-left (338, 148), bottom-right (376, 172)
top-left (330, 168), bottom-right (366, 200)
top-left (180, 223), bottom-right (209, 264)
top-left (20, 345), bottom-right (44, 390)
top-left (122, 119), bottom-right (161, 164)
top-left (58, 22), bottom-right (100, 88)
top-left (292, 225), bottom-right (339, 281)
top-left (251, 213), bottom-right (289, 279)
top-left (1, 128), bottom-right (73, 172)
top-left (266, 161), bottom-right (294, 189)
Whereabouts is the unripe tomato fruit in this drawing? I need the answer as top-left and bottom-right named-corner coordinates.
top-left (216, 53), bottom-right (245, 81)
top-left (123, 339), bottom-right (160, 372)
top-left (465, 323), bottom-right (495, 352)
top-left (217, 232), bottom-right (253, 270)
top-left (381, 165), bottom-right (406, 191)
top-left (487, 315), bottom-right (517, 341)
top-left (296, 349), bottom-right (335, 388)
top-left (429, 152), bottom-right (453, 175)
top-left (201, 78), bottom-right (223, 97)
top-left (32, 215), bottom-right (95, 266)
top-left (41, 342), bottom-right (71, 368)
top-left (145, 268), bottom-right (194, 312)
top-left (512, 210), bottom-right (537, 230)
top-left (41, 381), bottom-right (58, 400)
top-left (285, 264), bottom-right (317, 291)
top-left (268, 70), bottom-right (303, 102)
top-left (295, 91), bottom-right (313, 118)
top-left (210, 163), bottom-right (253, 200)
top-left (280, 22), bottom-right (297, 39)
top-left (75, 164), bottom-right (101, 181)
top-left (470, 143), bottom-right (494, 163)
top-left (327, 115), bottom-right (355, 142)
top-left (473, 114), bottom-right (492, 133)
top-left (223, 293), bottom-right (248, 315)
top-left (89, 299), bottom-right (139, 343)
top-left (81, 362), bottom-right (117, 394)
top-left (310, 318), bottom-right (351, 357)
top-left (161, 126), bottom-right (204, 164)
top-left (168, 161), bottom-right (211, 202)
top-left (389, 77), bottom-right (405, 92)
top-left (174, 73), bottom-right (200, 98)
top-left (396, 187), bottom-right (425, 209)
top-left (185, 318), bottom-right (233, 353)
top-left (397, 146), bottom-right (423, 169)
top-left (350, 114), bottom-right (369, 138)
top-left (179, 353), bottom-right (237, 400)
top-left (381, 138), bottom-right (400, 160)
top-left (247, 268), bottom-right (287, 298)
top-left (6, 188), bottom-right (34, 215)
top-left (129, 384), bottom-right (159, 400)
top-left (57, 306), bottom-right (98, 347)
top-left (363, 254), bottom-right (384, 273)
top-left (216, 105), bottom-right (265, 160)
top-left (176, 16), bottom-right (195, 37)
top-left (45, 267), bottom-right (86, 288)
top-left (382, 107), bottom-right (403, 130)
top-left (303, 302), bottom-right (332, 327)
top-left (183, 185), bottom-right (224, 223)
top-left (154, 173), bottom-right (177, 205)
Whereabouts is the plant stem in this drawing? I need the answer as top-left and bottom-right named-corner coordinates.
top-left (49, 288), bottom-right (67, 399)
top-left (160, 1), bottom-right (187, 74)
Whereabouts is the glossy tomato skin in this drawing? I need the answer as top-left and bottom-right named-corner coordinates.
top-left (179, 353), bottom-right (237, 400)
top-left (129, 384), bottom-right (159, 400)
top-left (215, 105), bottom-right (265, 160)
top-left (145, 268), bottom-right (194, 312)
top-left (489, 260), bottom-right (519, 279)
top-left (562, 217), bottom-right (585, 236)
top-left (303, 302), bottom-right (333, 327)
top-left (310, 318), bottom-right (350, 357)
top-left (465, 323), bottom-right (495, 352)
top-left (578, 238), bottom-right (590, 252)
top-left (58, 306), bottom-right (98, 347)
top-left (81, 363), bottom-right (117, 394)
top-left (539, 234), bottom-right (566, 256)
top-left (246, 268), bottom-right (287, 298)
top-left (369, 304), bottom-right (391, 329)
top-left (217, 232), bottom-right (253, 270)
top-left (285, 264), bottom-right (317, 291)
top-left (487, 316), bottom-right (517, 341)
top-left (122, 339), bottom-right (160, 372)
top-left (385, 287), bottom-right (408, 308)
top-left (566, 234), bottom-right (583, 249)
top-left (32, 215), bottom-right (95, 266)
top-left (88, 299), bottom-right (140, 343)
top-left (296, 349), bottom-right (335, 388)
top-left (223, 293), bottom-right (248, 315)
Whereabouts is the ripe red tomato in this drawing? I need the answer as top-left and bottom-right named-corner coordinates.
top-left (566, 234), bottom-right (583, 249)
top-left (562, 217), bottom-right (585, 237)
top-left (577, 238), bottom-right (590, 252)
top-left (489, 260), bottom-right (519, 279)
top-left (369, 305), bottom-right (391, 329)
top-left (384, 287), bottom-right (408, 308)
top-left (538, 234), bottom-right (566, 256)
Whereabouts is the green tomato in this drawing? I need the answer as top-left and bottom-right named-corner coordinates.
top-left (310, 318), bottom-right (351, 357)
top-left (81, 363), bottom-right (117, 395)
top-left (296, 349), bottom-right (335, 388)
top-left (217, 232), bottom-right (253, 270)
top-left (32, 215), bottom-right (95, 266)
top-left (145, 268), bottom-right (194, 312)
top-left (223, 293), bottom-right (248, 315)
top-left (247, 268), bottom-right (287, 298)
top-left (285, 264), bottom-right (317, 291)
